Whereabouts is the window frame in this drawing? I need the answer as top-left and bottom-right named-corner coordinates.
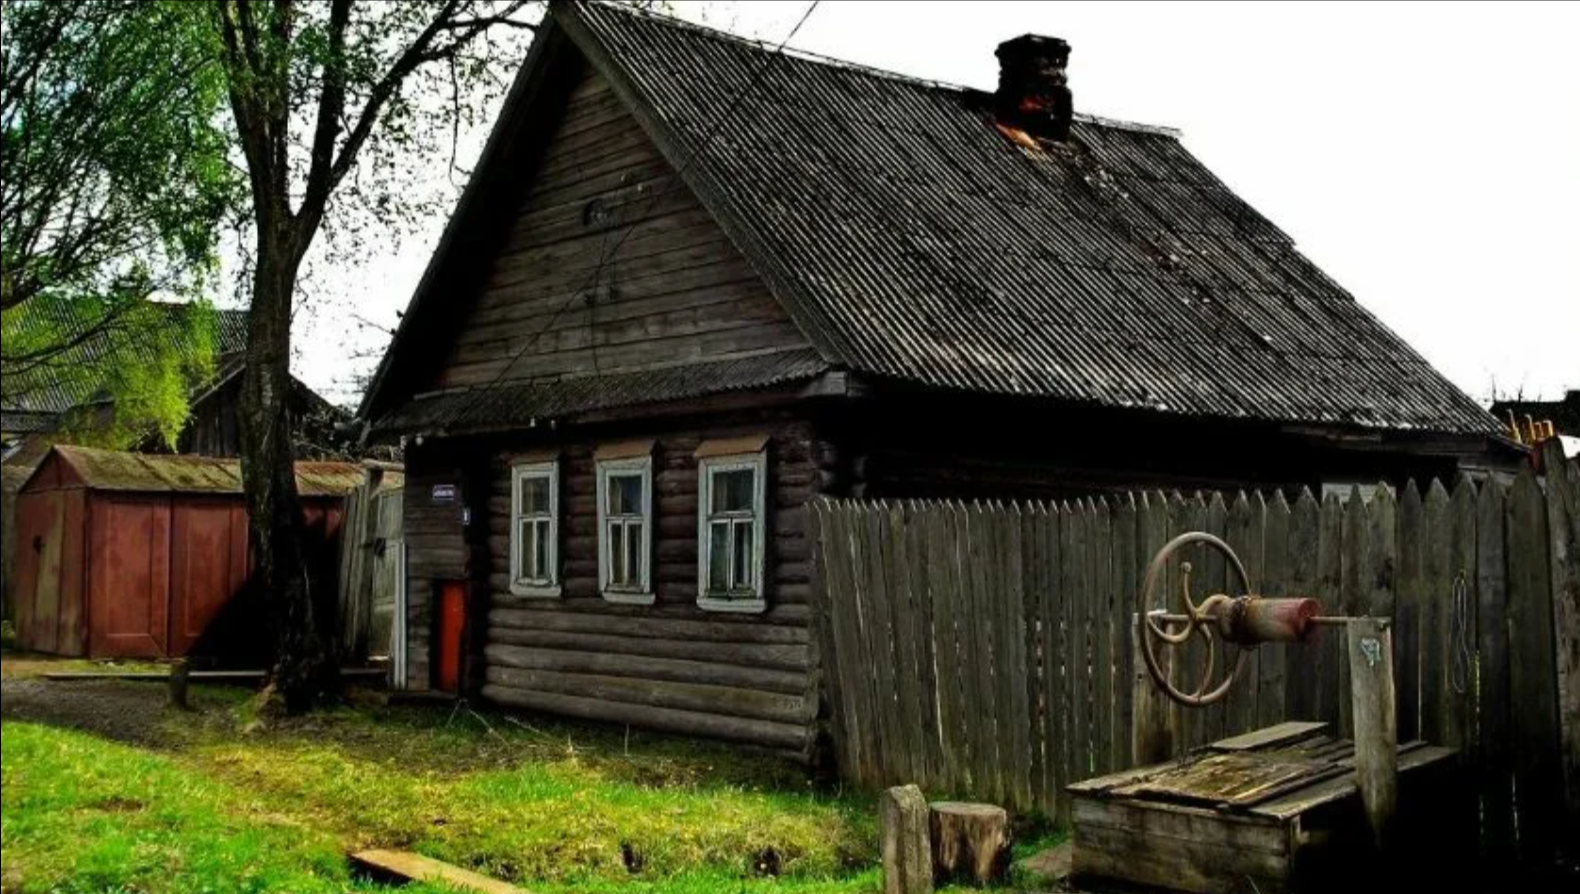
top-left (696, 450), bottom-right (768, 614)
top-left (596, 454), bottom-right (655, 604)
top-left (509, 460), bottom-right (561, 598)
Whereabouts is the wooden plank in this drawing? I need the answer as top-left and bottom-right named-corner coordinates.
top-left (862, 502), bottom-right (907, 785)
top-left (1315, 492), bottom-right (1345, 728)
top-left (928, 503), bottom-right (970, 796)
top-left (809, 504), bottom-right (854, 774)
top-left (966, 502), bottom-right (1005, 803)
top-left (1210, 721), bottom-right (1329, 752)
top-left (1251, 744), bottom-right (1458, 820)
top-left (1111, 494), bottom-right (1138, 777)
top-left (1199, 492), bottom-right (1230, 745)
top-left (1066, 500), bottom-right (1091, 786)
top-left (350, 849), bottom-right (527, 894)
top-left (1001, 504), bottom-right (1034, 810)
top-left (879, 503), bottom-right (924, 786)
top-left (1347, 618), bottom-right (1398, 849)
top-left (1395, 481), bottom-right (1424, 742)
top-left (1224, 491), bottom-right (1262, 738)
top-left (1476, 478), bottom-right (1514, 868)
top-left (1258, 491), bottom-right (1290, 729)
top-left (1130, 492), bottom-right (1177, 765)
top-left (1058, 500), bottom-right (1080, 822)
top-left (1417, 480), bottom-right (1452, 745)
top-left (1072, 796), bottom-right (1288, 854)
top-left (1444, 476), bottom-right (1478, 754)
top-left (1021, 504), bottom-right (1048, 816)
top-left (1336, 487), bottom-right (1370, 738)
top-left (1071, 820), bottom-right (1287, 894)
top-left (1177, 494), bottom-right (1209, 749)
top-left (1039, 504), bottom-right (1066, 820)
top-left (1285, 489), bottom-right (1321, 720)
top-left (903, 502), bottom-right (946, 790)
top-left (1089, 498), bottom-right (1115, 775)
top-left (1542, 443), bottom-right (1580, 857)
top-left (1506, 466), bottom-right (1563, 865)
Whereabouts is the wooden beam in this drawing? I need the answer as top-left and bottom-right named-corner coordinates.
top-left (1347, 618), bottom-right (1397, 851)
top-left (349, 849), bottom-right (528, 894)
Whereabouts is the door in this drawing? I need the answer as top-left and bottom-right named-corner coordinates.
top-left (13, 491), bottom-right (64, 653)
top-left (434, 580), bottom-right (467, 694)
top-left (167, 501), bottom-right (247, 656)
top-left (89, 497), bottom-right (170, 658)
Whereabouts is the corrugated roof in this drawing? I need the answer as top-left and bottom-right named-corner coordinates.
top-left (552, 3), bottom-right (1496, 435)
top-left (375, 347), bottom-right (830, 434)
top-left (37, 445), bottom-right (363, 497)
top-left (2, 305), bottom-right (249, 417)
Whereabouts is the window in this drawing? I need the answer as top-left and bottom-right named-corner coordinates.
top-left (697, 450), bottom-right (767, 613)
top-left (597, 455), bottom-right (653, 603)
top-left (510, 461), bottom-right (559, 596)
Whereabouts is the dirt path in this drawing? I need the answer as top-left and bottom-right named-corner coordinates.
top-left (1, 676), bottom-right (232, 746)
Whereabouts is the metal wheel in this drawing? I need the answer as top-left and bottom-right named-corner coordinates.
top-left (1138, 532), bottom-right (1254, 707)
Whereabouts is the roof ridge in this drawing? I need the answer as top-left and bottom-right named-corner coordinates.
top-left (582, 1), bottom-right (1181, 138)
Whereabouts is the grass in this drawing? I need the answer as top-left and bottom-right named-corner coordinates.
top-left (1, 682), bottom-right (885, 894)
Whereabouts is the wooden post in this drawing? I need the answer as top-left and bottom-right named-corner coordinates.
top-left (1131, 613), bottom-right (1172, 766)
top-left (929, 801), bottom-right (1011, 886)
top-left (880, 785), bottom-right (932, 894)
top-left (168, 658), bottom-right (191, 710)
top-left (1347, 618), bottom-right (1396, 851)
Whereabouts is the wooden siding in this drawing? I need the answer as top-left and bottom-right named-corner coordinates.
top-left (426, 65), bottom-right (808, 392)
top-left (474, 416), bottom-right (836, 755)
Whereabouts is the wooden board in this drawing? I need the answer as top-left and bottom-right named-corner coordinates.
top-left (1210, 721), bottom-right (1329, 752)
top-left (350, 849), bottom-right (528, 894)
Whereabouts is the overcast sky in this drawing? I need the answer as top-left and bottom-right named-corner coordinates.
top-left (294, 0), bottom-right (1578, 409)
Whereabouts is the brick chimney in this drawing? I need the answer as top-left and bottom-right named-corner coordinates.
top-left (995, 34), bottom-right (1073, 142)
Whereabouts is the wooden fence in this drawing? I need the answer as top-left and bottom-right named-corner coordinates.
top-left (808, 442), bottom-right (1578, 867)
top-left (336, 465), bottom-right (404, 662)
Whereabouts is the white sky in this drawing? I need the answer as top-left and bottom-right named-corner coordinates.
top-left (290, 0), bottom-right (1579, 409)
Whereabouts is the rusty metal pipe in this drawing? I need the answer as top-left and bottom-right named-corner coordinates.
top-left (1149, 597), bottom-right (1332, 645)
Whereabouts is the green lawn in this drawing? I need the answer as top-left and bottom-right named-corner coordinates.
top-left (0, 684), bottom-right (882, 894)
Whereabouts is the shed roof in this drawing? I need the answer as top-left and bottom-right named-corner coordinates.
top-left (27, 445), bottom-right (363, 497)
top-left (364, 2), bottom-right (1498, 437)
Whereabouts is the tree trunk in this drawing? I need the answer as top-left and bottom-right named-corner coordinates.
top-left (239, 225), bottom-right (334, 711)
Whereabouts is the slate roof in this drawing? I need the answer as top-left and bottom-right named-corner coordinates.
top-left (365, 2), bottom-right (1498, 437)
top-left (383, 348), bottom-right (830, 433)
top-left (25, 444), bottom-right (363, 497)
top-left (2, 304), bottom-right (248, 418)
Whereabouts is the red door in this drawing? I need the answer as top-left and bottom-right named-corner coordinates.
top-left (435, 581), bottom-right (467, 694)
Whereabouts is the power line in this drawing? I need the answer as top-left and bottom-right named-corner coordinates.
top-left (433, 0), bottom-right (822, 432)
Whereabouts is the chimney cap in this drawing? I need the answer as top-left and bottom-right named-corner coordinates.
top-left (996, 34), bottom-right (1071, 62)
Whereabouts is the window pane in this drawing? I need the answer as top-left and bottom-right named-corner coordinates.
top-left (733, 519), bottom-right (755, 592)
top-left (627, 521), bottom-right (643, 585)
top-left (521, 474), bottom-right (550, 514)
top-left (708, 521), bottom-right (730, 592)
top-left (711, 468), bottom-right (755, 513)
top-left (533, 518), bottom-right (550, 580)
top-left (608, 520), bottom-right (626, 585)
top-left (607, 473), bottom-right (643, 515)
top-left (527, 518), bottom-right (540, 581)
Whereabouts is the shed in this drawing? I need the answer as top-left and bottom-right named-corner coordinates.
top-left (11, 445), bottom-right (362, 660)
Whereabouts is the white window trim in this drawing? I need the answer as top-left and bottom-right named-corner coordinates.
top-left (596, 455), bottom-right (654, 605)
top-left (696, 450), bottom-right (768, 614)
top-left (509, 461), bottom-right (561, 598)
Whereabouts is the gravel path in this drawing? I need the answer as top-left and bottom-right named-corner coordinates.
top-left (1, 676), bottom-right (232, 746)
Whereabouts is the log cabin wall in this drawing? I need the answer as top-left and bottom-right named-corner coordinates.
top-left (399, 443), bottom-right (475, 692)
top-left (473, 411), bottom-right (835, 758)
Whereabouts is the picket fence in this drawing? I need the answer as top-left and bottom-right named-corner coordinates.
top-left (807, 443), bottom-right (1578, 867)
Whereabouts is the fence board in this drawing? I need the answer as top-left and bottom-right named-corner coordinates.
top-left (1419, 480), bottom-right (1451, 746)
top-left (1396, 482), bottom-right (1424, 742)
top-left (927, 503), bottom-right (969, 794)
top-left (1476, 480), bottom-right (1514, 869)
top-left (1112, 495), bottom-right (1138, 774)
top-left (1040, 504), bottom-right (1066, 819)
top-left (1543, 446), bottom-right (1580, 857)
top-left (805, 471), bottom-right (1576, 863)
top-left (885, 503), bottom-right (927, 788)
top-left (1090, 499), bottom-right (1115, 775)
top-left (1507, 468), bottom-right (1562, 865)
top-left (1258, 492), bottom-right (1288, 729)
top-left (1286, 489), bottom-right (1321, 720)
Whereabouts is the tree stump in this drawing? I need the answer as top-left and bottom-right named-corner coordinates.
top-left (928, 801), bottom-right (1011, 886)
top-left (881, 785), bottom-right (933, 894)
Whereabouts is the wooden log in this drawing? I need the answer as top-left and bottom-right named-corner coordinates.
top-left (881, 785), bottom-right (933, 894)
top-left (488, 627), bottom-right (808, 672)
top-left (480, 683), bottom-right (809, 751)
top-left (1347, 617), bottom-right (1397, 852)
top-left (929, 801), bottom-right (1011, 886)
top-left (483, 642), bottom-right (806, 695)
top-left (483, 665), bottom-right (809, 725)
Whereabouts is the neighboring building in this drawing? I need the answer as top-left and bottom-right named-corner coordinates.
top-left (357, 3), bottom-right (1518, 755)
top-left (10, 445), bottom-right (361, 660)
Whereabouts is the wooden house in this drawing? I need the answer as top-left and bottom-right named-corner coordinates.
top-left (357, 3), bottom-right (1515, 756)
